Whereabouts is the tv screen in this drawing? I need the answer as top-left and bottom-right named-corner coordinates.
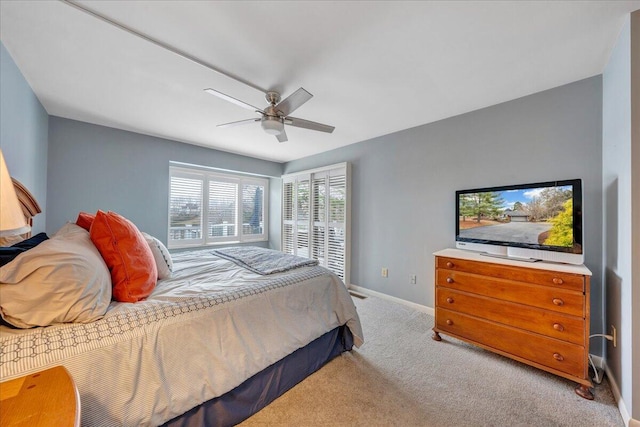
top-left (455, 179), bottom-right (583, 264)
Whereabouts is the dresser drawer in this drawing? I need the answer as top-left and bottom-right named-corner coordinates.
top-left (436, 288), bottom-right (585, 345)
top-left (436, 257), bottom-right (585, 292)
top-left (436, 308), bottom-right (586, 378)
top-left (436, 270), bottom-right (585, 317)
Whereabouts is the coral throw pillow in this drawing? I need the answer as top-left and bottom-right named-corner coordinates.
top-left (76, 211), bottom-right (95, 231)
top-left (89, 211), bottom-right (157, 302)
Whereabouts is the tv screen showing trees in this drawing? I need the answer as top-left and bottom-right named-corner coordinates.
top-left (458, 184), bottom-right (575, 249)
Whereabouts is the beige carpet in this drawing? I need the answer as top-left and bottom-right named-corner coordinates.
top-left (240, 295), bottom-right (623, 427)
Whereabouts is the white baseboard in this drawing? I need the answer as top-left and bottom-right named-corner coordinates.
top-left (348, 284), bottom-right (435, 316)
top-left (597, 356), bottom-right (638, 427)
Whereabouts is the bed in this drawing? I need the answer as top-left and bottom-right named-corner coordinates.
top-left (0, 184), bottom-right (363, 426)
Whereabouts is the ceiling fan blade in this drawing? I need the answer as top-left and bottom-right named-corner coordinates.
top-left (276, 129), bottom-right (288, 143)
top-left (204, 88), bottom-right (264, 113)
top-left (285, 116), bottom-right (335, 133)
top-left (217, 118), bottom-right (260, 128)
top-left (275, 88), bottom-right (313, 116)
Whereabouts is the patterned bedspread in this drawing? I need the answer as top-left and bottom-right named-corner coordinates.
top-left (0, 248), bottom-right (362, 427)
top-left (211, 246), bottom-right (318, 275)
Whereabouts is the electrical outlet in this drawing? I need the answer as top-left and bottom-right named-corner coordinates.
top-left (410, 274), bottom-right (417, 284)
top-left (381, 268), bottom-right (388, 278)
top-left (611, 325), bottom-right (617, 348)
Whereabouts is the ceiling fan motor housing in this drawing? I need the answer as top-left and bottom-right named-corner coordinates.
top-left (265, 91), bottom-right (281, 105)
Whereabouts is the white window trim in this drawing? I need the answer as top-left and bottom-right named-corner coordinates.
top-left (168, 165), bottom-right (269, 249)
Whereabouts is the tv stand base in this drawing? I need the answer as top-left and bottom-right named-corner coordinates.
top-left (480, 252), bottom-right (540, 262)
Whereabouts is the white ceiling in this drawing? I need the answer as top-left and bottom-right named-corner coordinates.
top-left (1, 1), bottom-right (638, 163)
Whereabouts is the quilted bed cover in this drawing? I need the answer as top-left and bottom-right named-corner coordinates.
top-left (0, 249), bottom-right (363, 426)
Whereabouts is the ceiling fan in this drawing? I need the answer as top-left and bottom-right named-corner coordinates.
top-left (204, 87), bottom-right (335, 142)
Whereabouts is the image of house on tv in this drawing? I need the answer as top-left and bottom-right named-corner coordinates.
top-left (458, 185), bottom-right (575, 248)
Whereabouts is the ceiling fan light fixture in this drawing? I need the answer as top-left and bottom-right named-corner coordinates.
top-left (261, 117), bottom-right (284, 135)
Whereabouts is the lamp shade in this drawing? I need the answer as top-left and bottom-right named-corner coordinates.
top-left (261, 117), bottom-right (284, 135)
top-left (0, 150), bottom-right (30, 237)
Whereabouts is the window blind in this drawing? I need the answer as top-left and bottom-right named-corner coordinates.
top-left (208, 180), bottom-right (237, 239)
top-left (169, 174), bottom-right (204, 245)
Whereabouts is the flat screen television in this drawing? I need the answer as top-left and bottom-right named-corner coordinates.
top-left (455, 179), bottom-right (583, 265)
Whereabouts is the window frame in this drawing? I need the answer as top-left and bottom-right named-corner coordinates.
top-left (168, 165), bottom-right (269, 249)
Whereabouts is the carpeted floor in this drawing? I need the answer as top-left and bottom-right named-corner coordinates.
top-left (240, 294), bottom-right (623, 426)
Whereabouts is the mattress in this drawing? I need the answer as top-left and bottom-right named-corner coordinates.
top-left (0, 249), bottom-right (363, 426)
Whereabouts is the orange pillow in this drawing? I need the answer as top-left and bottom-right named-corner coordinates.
top-left (76, 212), bottom-right (95, 231)
top-left (89, 210), bottom-right (157, 302)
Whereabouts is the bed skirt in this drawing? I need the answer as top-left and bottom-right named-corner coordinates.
top-left (162, 325), bottom-right (354, 427)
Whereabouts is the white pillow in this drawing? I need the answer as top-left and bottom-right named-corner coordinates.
top-left (0, 224), bottom-right (112, 328)
top-left (53, 221), bottom-right (87, 238)
top-left (142, 232), bottom-right (173, 280)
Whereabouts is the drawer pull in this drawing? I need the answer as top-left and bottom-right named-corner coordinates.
top-left (446, 277), bottom-right (454, 284)
top-left (552, 298), bottom-right (564, 306)
top-left (446, 319), bottom-right (453, 326)
top-left (553, 323), bottom-right (564, 332)
top-left (553, 352), bottom-right (564, 361)
top-left (552, 277), bottom-right (564, 285)
top-left (446, 262), bottom-right (454, 268)
top-left (446, 297), bottom-right (454, 304)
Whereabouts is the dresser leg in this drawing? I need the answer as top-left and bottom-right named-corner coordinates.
top-left (432, 330), bottom-right (442, 341)
top-left (575, 384), bottom-right (594, 400)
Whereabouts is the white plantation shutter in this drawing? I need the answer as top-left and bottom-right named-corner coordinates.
top-left (296, 223), bottom-right (310, 258)
top-left (282, 181), bottom-right (294, 255)
top-left (283, 223), bottom-right (294, 254)
top-left (329, 175), bottom-right (346, 223)
top-left (169, 165), bottom-right (268, 248)
top-left (169, 172), bottom-right (204, 246)
top-left (296, 178), bottom-right (310, 258)
top-left (282, 163), bottom-right (350, 284)
top-left (312, 176), bottom-right (326, 265)
top-left (328, 173), bottom-right (347, 281)
top-left (208, 180), bottom-right (237, 240)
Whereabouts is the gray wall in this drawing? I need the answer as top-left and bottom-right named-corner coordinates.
top-left (47, 117), bottom-right (283, 242)
top-left (604, 11), bottom-right (640, 423)
top-left (603, 14), bottom-right (633, 419)
top-left (633, 11), bottom-right (640, 420)
top-left (285, 77), bottom-right (605, 354)
top-left (0, 42), bottom-right (49, 234)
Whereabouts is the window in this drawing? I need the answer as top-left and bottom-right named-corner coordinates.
top-left (282, 163), bottom-right (350, 284)
top-left (169, 165), bottom-right (268, 248)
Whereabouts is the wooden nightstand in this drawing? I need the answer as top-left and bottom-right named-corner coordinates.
top-left (0, 366), bottom-right (80, 427)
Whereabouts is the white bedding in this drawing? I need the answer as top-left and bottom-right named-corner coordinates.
top-left (0, 249), bottom-right (363, 426)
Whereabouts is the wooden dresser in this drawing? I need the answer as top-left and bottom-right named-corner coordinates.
top-left (432, 248), bottom-right (593, 399)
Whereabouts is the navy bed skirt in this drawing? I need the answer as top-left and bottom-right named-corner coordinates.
top-left (162, 325), bottom-right (354, 427)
